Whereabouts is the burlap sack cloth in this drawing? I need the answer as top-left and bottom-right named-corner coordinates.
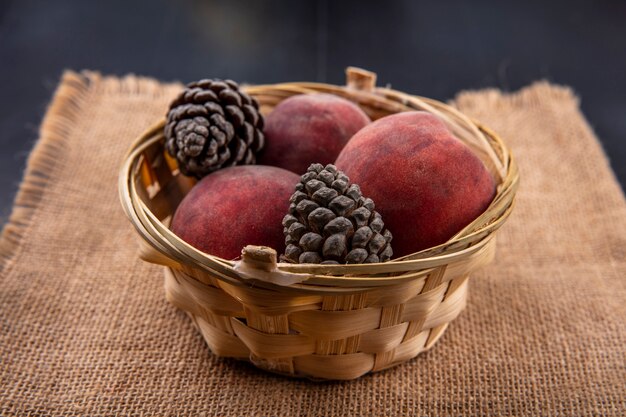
top-left (1, 71), bottom-right (625, 416)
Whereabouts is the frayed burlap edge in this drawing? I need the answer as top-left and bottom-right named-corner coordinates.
top-left (453, 80), bottom-right (579, 109)
top-left (453, 80), bottom-right (626, 203)
top-left (0, 71), bottom-right (89, 274)
top-left (0, 70), bottom-right (181, 275)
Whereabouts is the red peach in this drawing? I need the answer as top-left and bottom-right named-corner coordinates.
top-left (171, 165), bottom-right (299, 259)
top-left (258, 93), bottom-right (370, 174)
top-left (335, 111), bottom-right (496, 257)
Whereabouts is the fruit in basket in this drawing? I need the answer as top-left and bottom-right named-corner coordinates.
top-left (281, 163), bottom-right (392, 264)
top-left (335, 111), bottom-right (496, 257)
top-left (258, 93), bottom-right (370, 174)
top-left (171, 165), bottom-right (299, 260)
top-left (164, 79), bottom-right (265, 179)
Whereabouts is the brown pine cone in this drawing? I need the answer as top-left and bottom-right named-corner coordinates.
top-left (281, 163), bottom-right (393, 264)
top-left (164, 79), bottom-right (265, 178)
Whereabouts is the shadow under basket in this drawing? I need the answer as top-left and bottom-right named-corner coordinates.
top-left (119, 68), bottom-right (519, 380)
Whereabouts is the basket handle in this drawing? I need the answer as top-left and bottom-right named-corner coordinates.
top-left (233, 245), bottom-right (312, 286)
top-left (346, 67), bottom-right (377, 92)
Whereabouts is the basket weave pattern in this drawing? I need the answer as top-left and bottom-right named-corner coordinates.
top-left (119, 68), bottom-right (518, 380)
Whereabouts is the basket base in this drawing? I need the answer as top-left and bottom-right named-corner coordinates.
top-left (163, 267), bottom-right (468, 380)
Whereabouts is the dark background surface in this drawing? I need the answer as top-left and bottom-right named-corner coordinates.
top-left (1, 0), bottom-right (625, 223)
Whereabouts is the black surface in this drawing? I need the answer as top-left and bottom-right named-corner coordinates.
top-left (1, 0), bottom-right (625, 223)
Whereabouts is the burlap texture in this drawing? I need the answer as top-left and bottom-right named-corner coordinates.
top-left (1, 71), bottom-right (624, 416)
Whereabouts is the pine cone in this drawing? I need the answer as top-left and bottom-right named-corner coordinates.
top-left (164, 79), bottom-right (265, 178)
top-left (281, 164), bottom-right (393, 264)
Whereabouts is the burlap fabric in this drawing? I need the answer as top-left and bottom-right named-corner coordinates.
top-left (1, 71), bottom-right (624, 416)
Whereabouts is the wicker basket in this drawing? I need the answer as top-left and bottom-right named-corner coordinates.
top-left (119, 68), bottom-right (519, 380)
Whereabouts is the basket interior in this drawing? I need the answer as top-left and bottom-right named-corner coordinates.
top-left (120, 79), bottom-right (518, 289)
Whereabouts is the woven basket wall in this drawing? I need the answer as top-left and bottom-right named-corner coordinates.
top-left (119, 68), bottom-right (519, 380)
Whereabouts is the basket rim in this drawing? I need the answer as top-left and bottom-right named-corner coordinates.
top-left (119, 79), bottom-right (519, 291)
